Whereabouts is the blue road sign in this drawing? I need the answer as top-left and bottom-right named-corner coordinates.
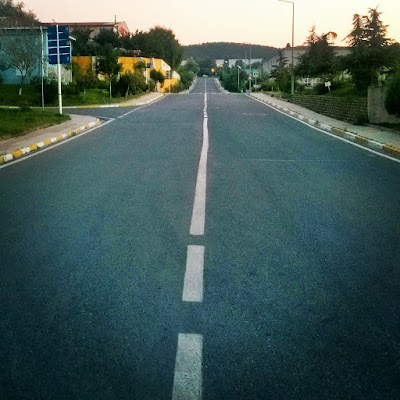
top-left (47, 25), bottom-right (71, 65)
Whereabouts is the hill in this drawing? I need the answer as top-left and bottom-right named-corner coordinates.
top-left (182, 42), bottom-right (278, 61)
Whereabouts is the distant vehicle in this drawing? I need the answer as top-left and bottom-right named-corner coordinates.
top-left (202, 74), bottom-right (208, 78)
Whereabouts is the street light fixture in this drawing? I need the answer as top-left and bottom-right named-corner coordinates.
top-left (279, 0), bottom-right (295, 95)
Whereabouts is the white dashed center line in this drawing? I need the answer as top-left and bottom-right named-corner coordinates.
top-left (172, 333), bottom-right (203, 400)
top-left (182, 245), bottom-right (205, 302)
top-left (190, 91), bottom-right (209, 236)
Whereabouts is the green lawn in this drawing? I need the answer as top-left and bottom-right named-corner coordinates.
top-left (0, 108), bottom-right (70, 139)
top-left (0, 84), bottom-right (146, 107)
top-left (0, 84), bottom-right (41, 107)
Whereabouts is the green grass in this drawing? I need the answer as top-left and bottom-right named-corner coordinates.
top-left (62, 88), bottom-right (144, 106)
top-left (0, 108), bottom-right (70, 139)
top-left (0, 84), bottom-right (41, 106)
top-left (0, 84), bottom-right (147, 107)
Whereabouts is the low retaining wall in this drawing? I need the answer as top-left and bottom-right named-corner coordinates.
top-left (288, 94), bottom-right (368, 125)
top-left (368, 86), bottom-right (400, 124)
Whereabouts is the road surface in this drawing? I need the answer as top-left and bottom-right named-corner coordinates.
top-left (1, 78), bottom-right (399, 399)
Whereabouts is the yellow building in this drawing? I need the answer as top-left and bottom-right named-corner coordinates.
top-left (73, 56), bottom-right (180, 93)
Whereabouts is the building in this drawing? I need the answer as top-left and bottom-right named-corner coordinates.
top-left (0, 26), bottom-right (71, 85)
top-left (215, 58), bottom-right (264, 68)
top-left (73, 56), bottom-right (181, 93)
top-left (41, 21), bottom-right (130, 38)
top-left (262, 45), bottom-right (351, 86)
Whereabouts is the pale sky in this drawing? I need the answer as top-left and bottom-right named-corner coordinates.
top-left (23, 0), bottom-right (400, 48)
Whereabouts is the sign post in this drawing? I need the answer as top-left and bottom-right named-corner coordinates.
top-left (47, 25), bottom-right (71, 115)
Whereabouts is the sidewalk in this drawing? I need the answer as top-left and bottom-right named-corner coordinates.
top-left (0, 92), bottom-right (165, 165)
top-left (250, 92), bottom-right (400, 159)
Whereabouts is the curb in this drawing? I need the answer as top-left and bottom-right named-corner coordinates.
top-left (63, 93), bottom-right (165, 109)
top-left (0, 119), bottom-right (101, 165)
top-left (250, 94), bottom-right (400, 160)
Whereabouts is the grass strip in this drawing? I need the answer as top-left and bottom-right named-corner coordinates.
top-left (0, 108), bottom-right (70, 139)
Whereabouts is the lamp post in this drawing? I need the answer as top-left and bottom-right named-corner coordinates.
top-left (279, 0), bottom-right (295, 95)
top-left (237, 65), bottom-right (241, 92)
top-left (249, 44), bottom-right (252, 93)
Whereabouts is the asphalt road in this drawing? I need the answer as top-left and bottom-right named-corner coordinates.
top-left (1, 78), bottom-right (399, 399)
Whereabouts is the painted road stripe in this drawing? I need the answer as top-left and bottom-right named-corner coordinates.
top-left (183, 245), bottom-right (204, 302)
top-left (172, 333), bottom-right (203, 400)
top-left (190, 93), bottom-right (209, 236)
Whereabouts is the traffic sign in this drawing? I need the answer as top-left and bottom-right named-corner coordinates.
top-left (47, 25), bottom-right (71, 65)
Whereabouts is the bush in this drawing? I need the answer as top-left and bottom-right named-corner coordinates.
top-left (261, 80), bottom-right (274, 91)
top-left (170, 81), bottom-right (185, 93)
top-left (385, 68), bottom-right (400, 116)
top-left (312, 83), bottom-right (328, 95)
top-left (114, 72), bottom-right (147, 97)
top-left (62, 83), bottom-right (81, 95)
top-left (30, 79), bottom-right (58, 105)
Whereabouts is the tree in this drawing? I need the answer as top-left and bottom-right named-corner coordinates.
top-left (94, 28), bottom-right (120, 51)
top-left (139, 26), bottom-right (183, 70)
top-left (343, 7), bottom-right (393, 92)
top-left (150, 69), bottom-right (165, 87)
top-left (178, 58), bottom-right (200, 89)
top-left (96, 44), bottom-right (122, 98)
top-left (196, 58), bottom-right (216, 76)
top-left (0, 0), bottom-right (38, 26)
top-left (71, 27), bottom-right (94, 56)
top-left (0, 27), bottom-right (42, 94)
top-left (295, 26), bottom-right (338, 79)
top-left (269, 50), bottom-right (291, 93)
top-left (120, 29), bottom-right (146, 56)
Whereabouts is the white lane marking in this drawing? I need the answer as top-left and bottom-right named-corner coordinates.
top-left (190, 109), bottom-right (209, 235)
top-left (172, 333), bottom-right (203, 400)
top-left (249, 96), bottom-right (400, 164)
top-left (182, 245), bottom-right (204, 302)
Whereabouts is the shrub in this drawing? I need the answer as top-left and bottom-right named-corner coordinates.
top-left (62, 83), bottom-right (81, 95)
top-left (261, 80), bottom-right (274, 91)
top-left (30, 79), bottom-right (58, 105)
top-left (170, 81), bottom-right (185, 93)
top-left (312, 83), bottom-right (328, 95)
top-left (114, 72), bottom-right (147, 97)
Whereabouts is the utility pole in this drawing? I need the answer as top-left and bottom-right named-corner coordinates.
top-left (279, 0), bottom-right (295, 95)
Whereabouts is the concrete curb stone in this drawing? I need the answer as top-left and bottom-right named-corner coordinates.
top-left (0, 120), bottom-right (100, 165)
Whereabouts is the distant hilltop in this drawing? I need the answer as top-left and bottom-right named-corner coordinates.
top-left (183, 42), bottom-right (278, 60)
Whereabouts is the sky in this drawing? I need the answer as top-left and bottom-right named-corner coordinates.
top-left (22, 0), bottom-right (400, 48)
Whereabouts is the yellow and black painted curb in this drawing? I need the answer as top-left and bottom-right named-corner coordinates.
top-left (0, 119), bottom-right (101, 165)
top-left (250, 94), bottom-right (400, 160)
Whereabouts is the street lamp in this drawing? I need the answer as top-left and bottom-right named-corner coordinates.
top-left (279, 0), bottom-right (295, 95)
top-left (237, 65), bottom-right (241, 92)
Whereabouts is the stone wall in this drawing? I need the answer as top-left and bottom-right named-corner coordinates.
top-left (289, 94), bottom-right (368, 125)
top-left (368, 86), bottom-right (400, 124)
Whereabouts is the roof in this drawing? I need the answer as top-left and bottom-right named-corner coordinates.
top-left (40, 21), bottom-right (130, 36)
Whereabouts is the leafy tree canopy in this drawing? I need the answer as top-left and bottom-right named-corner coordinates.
top-left (0, 0), bottom-right (38, 26)
top-left (342, 7), bottom-right (394, 91)
top-left (295, 25), bottom-right (338, 78)
top-left (71, 27), bottom-right (94, 56)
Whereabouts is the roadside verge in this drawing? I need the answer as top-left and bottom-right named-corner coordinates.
top-left (0, 115), bottom-right (101, 165)
top-left (0, 92), bottom-right (165, 166)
